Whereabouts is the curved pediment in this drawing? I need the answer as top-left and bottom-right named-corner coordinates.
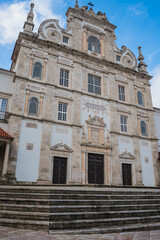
top-left (119, 151), bottom-right (136, 160)
top-left (38, 19), bottom-right (62, 43)
top-left (121, 46), bottom-right (138, 70)
top-left (50, 142), bottom-right (73, 153)
top-left (86, 116), bottom-right (106, 127)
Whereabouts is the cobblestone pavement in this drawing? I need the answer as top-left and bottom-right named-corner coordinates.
top-left (0, 226), bottom-right (160, 240)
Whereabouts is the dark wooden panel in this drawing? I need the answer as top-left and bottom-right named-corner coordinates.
top-left (53, 157), bottom-right (67, 184)
top-left (122, 163), bottom-right (132, 186)
top-left (88, 153), bottom-right (104, 184)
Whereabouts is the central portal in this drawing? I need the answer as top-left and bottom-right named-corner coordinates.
top-left (88, 153), bottom-right (104, 184)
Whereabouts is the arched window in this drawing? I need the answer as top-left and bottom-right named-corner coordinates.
top-left (32, 62), bottom-right (42, 79)
top-left (28, 97), bottom-right (39, 115)
top-left (137, 91), bottom-right (144, 106)
top-left (141, 120), bottom-right (147, 136)
top-left (88, 36), bottom-right (100, 54)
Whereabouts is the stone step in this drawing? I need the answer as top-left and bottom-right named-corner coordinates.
top-left (50, 194), bottom-right (160, 200)
top-left (1, 185), bottom-right (160, 233)
top-left (0, 192), bottom-right (50, 199)
top-left (1, 186), bottom-right (160, 195)
top-left (0, 218), bottom-right (49, 231)
top-left (50, 198), bottom-right (160, 205)
top-left (49, 215), bottom-right (160, 230)
top-left (50, 209), bottom-right (160, 221)
top-left (0, 197), bottom-right (49, 205)
top-left (49, 222), bottom-right (160, 235)
top-left (1, 192), bottom-right (160, 200)
top-left (0, 210), bottom-right (49, 221)
top-left (50, 203), bottom-right (160, 213)
top-left (0, 203), bottom-right (49, 213)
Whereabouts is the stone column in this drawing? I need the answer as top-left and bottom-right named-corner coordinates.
top-left (82, 30), bottom-right (87, 52)
top-left (81, 150), bottom-right (86, 184)
top-left (24, 90), bottom-right (30, 115)
top-left (2, 142), bottom-right (10, 175)
top-left (39, 94), bottom-right (44, 117)
top-left (106, 149), bottom-right (112, 185)
top-left (29, 56), bottom-right (34, 77)
top-left (100, 37), bottom-right (105, 57)
top-left (42, 59), bottom-right (47, 81)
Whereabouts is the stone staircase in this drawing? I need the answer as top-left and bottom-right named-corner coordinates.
top-left (0, 185), bottom-right (160, 234)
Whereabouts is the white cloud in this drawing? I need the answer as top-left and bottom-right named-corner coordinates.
top-left (0, 0), bottom-right (65, 45)
top-left (151, 65), bottom-right (160, 108)
top-left (128, 2), bottom-right (148, 17)
top-left (147, 50), bottom-right (160, 65)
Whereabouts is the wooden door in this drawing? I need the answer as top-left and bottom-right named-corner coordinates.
top-left (0, 143), bottom-right (5, 176)
top-left (88, 153), bottom-right (104, 184)
top-left (53, 157), bottom-right (67, 184)
top-left (122, 163), bottom-right (132, 186)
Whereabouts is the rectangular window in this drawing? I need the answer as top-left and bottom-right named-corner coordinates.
top-left (58, 103), bottom-right (67, 121)
top-left (118, 85), bottom-right (125, 101)
top-left (0, 98), bottom-right (7, 120)
top-left (63, 36), bottom-right (69, 44)
top-left (120, 116), bottom-right (127, 132)
top-left (88, 74), bottom-right (101, 95)
top-left (116, 55), bottom-right (121, 62)
top-left (59, 69), bottom-right (69, 87)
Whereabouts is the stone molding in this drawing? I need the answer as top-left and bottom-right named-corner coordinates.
top-left (50, 142), bottom-right (73, 153)
top-left (119, 151), bottom-right (136, 160)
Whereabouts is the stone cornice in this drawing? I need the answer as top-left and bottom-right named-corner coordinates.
top-left (110, 131), bottom-right (158, 141)
top-left (9, 112), bottom-right (82, 128)
top-left (12, 33), bottom-right (152, 81)
top-left (81, 142), bottom-right (112, 150)
top-left (0, 68), bottom-right (15, 77)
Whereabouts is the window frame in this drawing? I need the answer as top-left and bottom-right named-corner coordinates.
top-left (59, 68), bottom-right (69, 87)
top-left (0, 98), bottom-right (8, 120)
top-left (120, 115), bottom-right (127, 132)
top-left (118, 85), bottom-right (125, 102)
top-left (137, 91), bottom-right (144, 106)
top-left (58, 102), bottom-right (68, 122)
top-left (28, 97), bottom-right (39, 116)
top-left (63, 36), bottom-right (69, 44)
top-left (32, 61), bottom-right (43, 80)
top-left (140, 120), bottom-right (148, 136)
top-left (88, 74), bottom-right (101, 95)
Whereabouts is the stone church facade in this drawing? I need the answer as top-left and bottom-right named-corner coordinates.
top-left (0, 2), bottom-right (160, 186)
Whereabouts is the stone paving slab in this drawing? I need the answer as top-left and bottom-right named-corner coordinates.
top-left (0, 227), bottom-right (160, 240)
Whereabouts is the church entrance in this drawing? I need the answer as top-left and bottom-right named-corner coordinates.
top-left (52, 157), bottom-right (67, 184)
top-left (0, 142), bottom-right (6, 176)
top-left (88, 153), bottom-right (104, 184)
top-left (122, 163), bottom-right (132, 185)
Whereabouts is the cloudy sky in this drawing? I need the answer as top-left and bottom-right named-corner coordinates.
top-left (0, 0), bottom-right (160, 107)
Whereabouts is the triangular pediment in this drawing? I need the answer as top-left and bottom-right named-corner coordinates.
top-left (86, 116), bottom-right (106, 127)
top-left (50, 143), bottom-right (73, 152)
top-left (119, 151), bottom-right (136, 160)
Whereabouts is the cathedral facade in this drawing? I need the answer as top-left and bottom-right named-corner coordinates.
top-left (0, 2), bottom-right (159, 186)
